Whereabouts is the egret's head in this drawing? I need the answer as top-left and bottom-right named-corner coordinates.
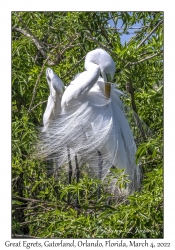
top-left (46, 68), bottom-right (53, 88)
top-left (85, 48), bottom-right (116, 98)
top-left (46, 68), bottom-right (65, 95)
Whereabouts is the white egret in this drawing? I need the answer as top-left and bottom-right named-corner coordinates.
top-left (37, 48), bottom-right (141, 197)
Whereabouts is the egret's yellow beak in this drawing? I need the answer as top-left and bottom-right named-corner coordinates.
top-left (105, 73), bottom-right (112, 99)
top-left (105, 82), bottom-right (111, 99)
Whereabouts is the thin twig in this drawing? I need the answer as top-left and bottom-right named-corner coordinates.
top-left (131, 51), bottom-right (163, 66)
top-left (12, 176), bottom-right (20, 183)
top-left (13, 196), bottom-right (53, 205)
top-left (109, 13), bottom-right (117, 28)
top-left (19, 220), bottom-right (39, 226)
top-left (62, 56), bottom-right (85, 79)
top-left (14, 204), bottom-right (51, 211)
top-left (59, 34), bottom-right (80, 57)
top-left (24, 208), bottom-right (52, 217)
top-left (137, 19), bottom-right (163, 49)
top-left (12, 234), bottom-right (40, 239)
top-left (28, 60), bottom-right (49, 114)
top-left (30, 100), bottom-right (47, 112)
top-left (126, 31), bottom-right (142, 46)
top-left (13, 205), bottom-right (39, 210)
top-left (140, 157), bottom-right (161, 165)
top-left (109, 25), bottom-right (149, 31)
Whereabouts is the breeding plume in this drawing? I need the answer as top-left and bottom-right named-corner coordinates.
top-left (37, 48), bottom-right (140, 192)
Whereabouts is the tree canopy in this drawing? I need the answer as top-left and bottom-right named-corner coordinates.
top-left (12, 11), bottom-right (163, 238)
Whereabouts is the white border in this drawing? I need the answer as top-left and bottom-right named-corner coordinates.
top-left (0, 0), bottom-right (175, 248)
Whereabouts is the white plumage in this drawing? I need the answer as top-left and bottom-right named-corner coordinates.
top-left (37, 48), bottom-right (140, 193)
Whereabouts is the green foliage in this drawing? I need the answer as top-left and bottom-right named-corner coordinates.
top-left (12, 11), bottom-right (163, 238)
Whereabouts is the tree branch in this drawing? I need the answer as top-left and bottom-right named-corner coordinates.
top-left (12, 234), bottom-right (40, 239)
top-left (131, 51), bottom-right (163, 65)
top-left (12, 27), bottom-right (47, 59)
top-left (59, 34), bottom-right (80, 57)
top-left (137, 19), bottom-right (163, 49)
top-left (27, 34), bottom-right (80, 114)
top-left (30, 100), bottom-right (47, 112)
top-left (28, 60), bottom-right (49, 114)
top-left (12, 24), bottom-right (79, 67)
top-left (62, 56), bottom-right (85, 79)
top-left (12, 26), bottom-right (57, 66)
top-left (13, 196), bottom-right (53, 204)
top-left (18, 15), bottom-right (49, 50)
top-left (109, 25), bottom-right (150, 31)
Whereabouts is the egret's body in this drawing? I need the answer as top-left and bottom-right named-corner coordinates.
top-left (37, 48), bottom-right (140, 193)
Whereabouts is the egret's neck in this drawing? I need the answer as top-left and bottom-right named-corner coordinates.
top-left (85, 61), bottom-right (99, 72)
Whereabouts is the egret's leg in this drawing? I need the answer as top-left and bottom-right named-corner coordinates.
top-left (97, 150), bottom-right (103, 199)
top-left (53, 158), bottom-right (59, 180)
top-left (106, 165), bottom-right (116, 206)
top-left (67, 147), bottom-right (72, 203)
top-left (46, 160), bottom-right (51, 178)
top-left (75, 155), bottom-right (80, 207)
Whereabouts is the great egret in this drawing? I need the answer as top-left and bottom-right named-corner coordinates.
top-left (37, 48), bottom-right (140, 198)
